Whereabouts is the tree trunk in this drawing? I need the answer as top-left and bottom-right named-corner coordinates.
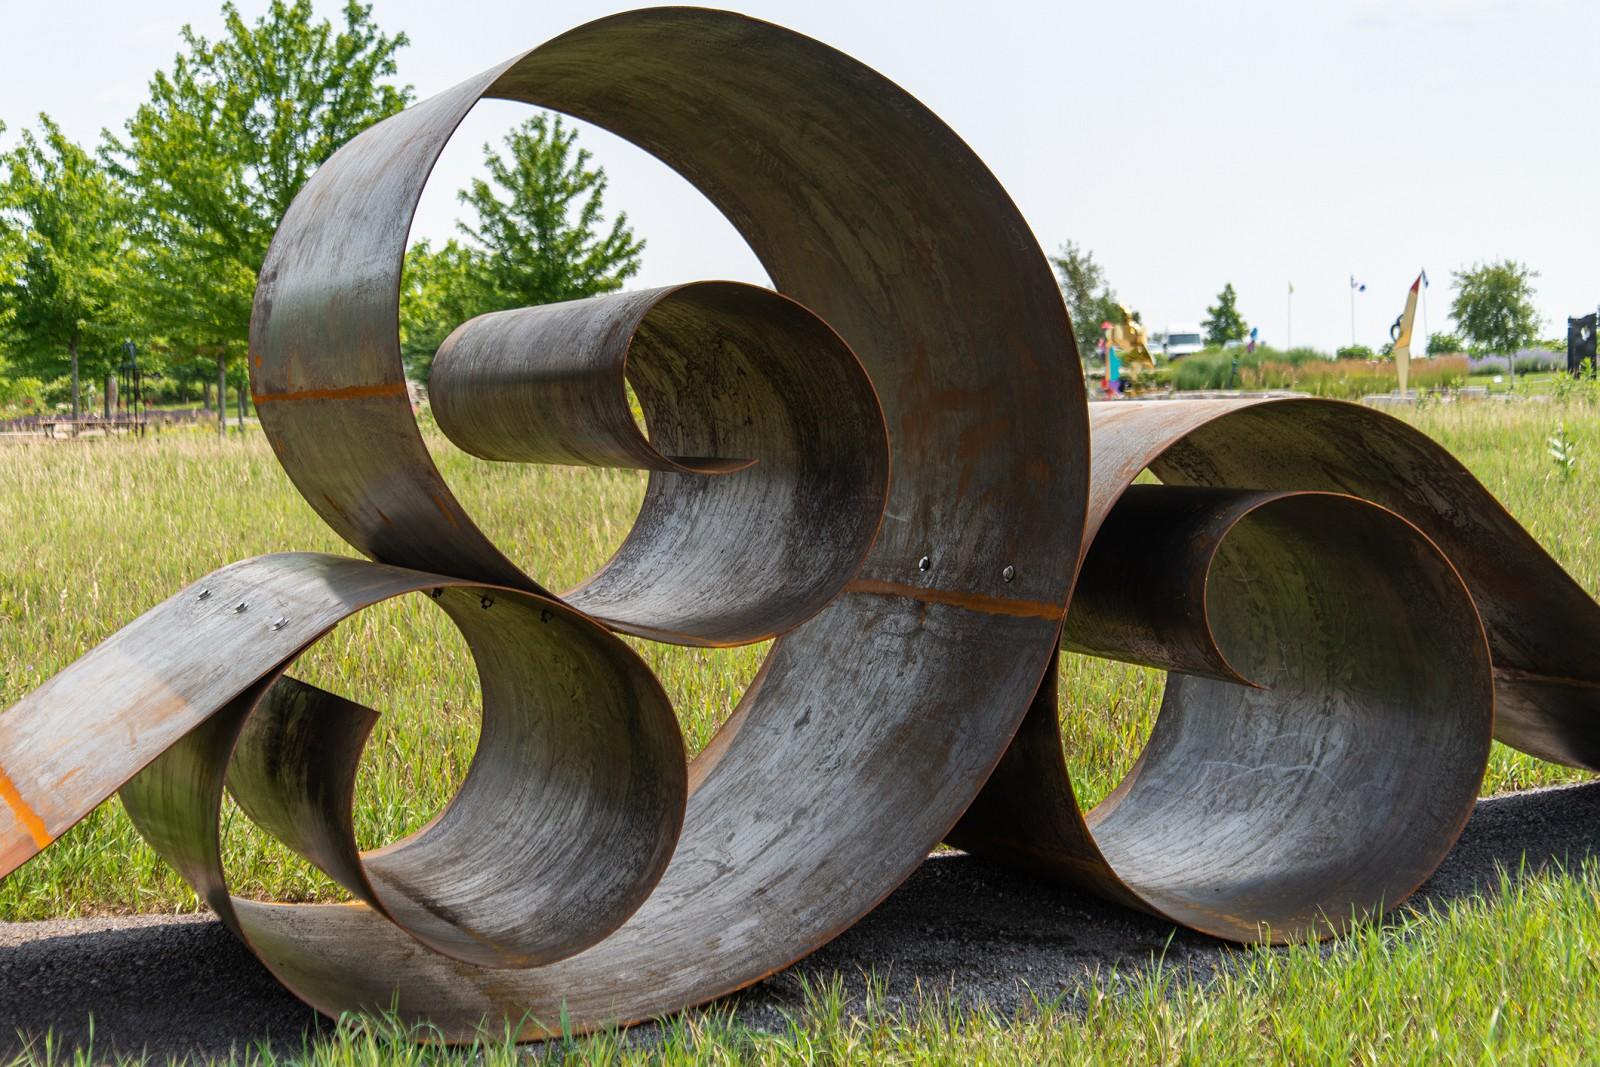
top-left (69, 338), bottom-right (80, 420)
top-left (237, 376), bottom-right (246, 431)
top-left (106, 375), bottom-right (117, 418)
top-left (217, 355), bottom-right (227, 438)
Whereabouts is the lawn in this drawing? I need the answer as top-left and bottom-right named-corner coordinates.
top-left (2, 395), bottom-right (1598, 1063)
top-left (1464, 370), bottom-right (1552, 395)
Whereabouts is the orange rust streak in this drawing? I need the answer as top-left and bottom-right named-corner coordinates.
top-left (431, 493), bottom-right (462, 530)
top-left (845, 578), bottom-right (1063, 620)
top-left (251, 382), bottom-right (408, 404)
top-left (0, 763), bottom-right (52, 849)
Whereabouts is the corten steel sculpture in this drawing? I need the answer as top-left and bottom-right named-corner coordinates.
top-left (2, 6), bottom-right (1598, 1041)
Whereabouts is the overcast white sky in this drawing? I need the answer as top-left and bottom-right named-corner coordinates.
top-left (3, 0), bottom-right (1595, 350)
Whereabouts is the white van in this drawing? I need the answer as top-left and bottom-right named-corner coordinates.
top-left (1150, 326), bottom-right (1206, 361)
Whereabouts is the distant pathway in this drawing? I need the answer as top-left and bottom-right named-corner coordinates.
top-left (4, 780), bottom-right (1598, 1062)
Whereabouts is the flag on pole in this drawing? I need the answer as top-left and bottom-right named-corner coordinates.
top-left (1420, 269), bottom-right (1429, 289)
top-left (1390, 274), bottom-right (1423, 395)
top-left (1350, 276), bottom-right (1366, 292)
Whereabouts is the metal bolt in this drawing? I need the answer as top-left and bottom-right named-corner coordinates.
top-left (917, 555), bottom-right (932, 573)
top-left (232, 601), bottom-right (248, 614)
top-left (1002, 565), bottom-right (1016, 583)
top-left (480, 595), bottom-right (494, 610)
top-left (196, 588), bottom-right (212, 601)
top-left (429, 588), bottom-right (443, 599)
top-left (270, 617), bottom-right (288, 631)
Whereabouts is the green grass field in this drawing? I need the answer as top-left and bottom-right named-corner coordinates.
top-left (3, 396), bottom-right (1599, 1063)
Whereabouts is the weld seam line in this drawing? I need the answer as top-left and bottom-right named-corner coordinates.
top-left (251, 383), bottom-right (409, 404)
top-left (846, 578), bottom-right (1063, 620)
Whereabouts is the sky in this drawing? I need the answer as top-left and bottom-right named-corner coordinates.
top-left (2, 0), bottom-right (1596, 352)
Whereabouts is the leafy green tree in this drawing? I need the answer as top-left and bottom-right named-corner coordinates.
top-left (399, 238), bottom-right (485, 382)
top-left (104, 0), bottom-right (411, 430)
top-left (395, 115), bottom-right (647, 385)
top-left (1426, 331), bottom-right (1465, 356)
top-left (1449, 260), bottom-right (1541, 357)
top-left (0, 167), bottom-right (14, 336)
top-left (1201, 283), bottom-right (1248, 347)
top-left (1050, 241), bottom-right (1123, 363)
top-left (0, 117), bottom-right (131, 418)
top-left (458, 114), bottom-right (644, 311)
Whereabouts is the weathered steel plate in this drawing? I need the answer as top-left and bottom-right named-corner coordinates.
top-left (2, 7), bottom-right (1597, 1046)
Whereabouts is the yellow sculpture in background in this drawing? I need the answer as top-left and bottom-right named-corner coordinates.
top-left (1107, 304), bottom-right (1154, 375)
top-left (1390, 275), bottom-right (1422, 395)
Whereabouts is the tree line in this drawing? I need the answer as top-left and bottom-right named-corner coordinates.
top-left (4, 0), bottom-right (1556, 423)
top-left (1053, 244), bottom-right (1550, 361)
top-left (0, 0), bottom-right (642, 422)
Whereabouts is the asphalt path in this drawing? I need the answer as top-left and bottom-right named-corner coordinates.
top-left (4, 779), bottom-right (1598, 1063)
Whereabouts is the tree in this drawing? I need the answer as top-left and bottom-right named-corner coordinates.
top-left (1202, 283), bottom-right (1247, 347)
top-left (1050, 241), bottom-right (1122, 363)
top-left (0, 117), bottom-right (131, 418)
top-left (1426, 331), bottom-right (1465, 356)
top-left (1449, 260), bottom-right (1540, 357)
top-left (105, 0), bottom-right (411, 432)
top-left (0, 167), bottom-right (14, 336)
top-left (457, 114), bottom-right (644, 311)
top-left (399, 238), bottom-right (485, 382)
top-left (394, 114), bottom-right (646, 385)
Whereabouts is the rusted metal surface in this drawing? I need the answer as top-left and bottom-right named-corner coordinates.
top-left (1084, 397), bottom-right (1600, 768)
top-left (957, 484), bottom-right (1493, 941)
top-left (1, 6), bottom-right (1598, 1044)
top-left (430, 281), bottom-right (890, 645)
top-left (6, 7), bottom-right (1081, 1037)
top-left (121, 584), bottom-right (686, 975)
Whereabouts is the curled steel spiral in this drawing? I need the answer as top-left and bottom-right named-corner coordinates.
top-left (2, 7), bottom-right (1598, 1042)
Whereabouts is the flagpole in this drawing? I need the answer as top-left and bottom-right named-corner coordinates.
top-left (1349, 276), bottom-right (1357, 347)
top-left (1287, 282), bottom-right (1293, 349)
top-left (1420, 268), bottom-right (1430, 354)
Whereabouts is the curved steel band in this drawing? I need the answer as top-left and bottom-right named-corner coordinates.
top-left (2, 6), bottom-right (1599, 1044)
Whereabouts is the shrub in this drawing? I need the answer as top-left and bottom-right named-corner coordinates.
top-left (1163, 344), bottom-right (1336, 393)
top-left (1167, 354), bottom-right (1469, 399)
top-left (1172, 355), bottom-right (1229, 391)
top-left (1470, 350), bottom-right (1562, 376)
top-left (0, 375), bottom-right (46, 417)
top-left (1427, 332), bottom-right (1465, 356)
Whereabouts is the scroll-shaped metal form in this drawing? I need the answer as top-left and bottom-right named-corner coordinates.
top-left (958, 484), bottom-right (1493, 940)
top-left (119, 569), bottom-right (686, 973)
top-left (1, 6), bottom-right (1597, 1045)
top-left (430, 281), bottom-right (890, 645)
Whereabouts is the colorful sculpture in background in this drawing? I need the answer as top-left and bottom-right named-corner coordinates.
top-left (1390, 273), bottom-right (1424, 394)
top-left (1099, 303), bottom-right (1154, 396)
top-left (4, 7), bottom-right (1600, 1045)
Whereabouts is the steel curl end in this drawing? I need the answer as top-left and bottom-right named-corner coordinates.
top-left (431, 280), bottom-right (890, 647)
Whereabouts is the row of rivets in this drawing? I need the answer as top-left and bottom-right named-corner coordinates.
top-left (915, 558), bottom-right (1016, 582)
top-left (196, 587), bottom-right (288, 631)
